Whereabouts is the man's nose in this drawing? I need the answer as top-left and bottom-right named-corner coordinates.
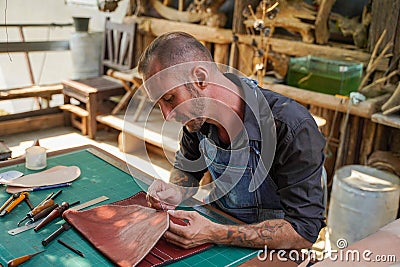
top-left (159, 103), bottom-right (175, 121)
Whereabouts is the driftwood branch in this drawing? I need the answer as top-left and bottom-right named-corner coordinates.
top-left (360, 70), bottom-right (399, 95)
top-left (358, 30), bottom-right (393, 91)
top-left (382, 82), bottom-right (400, 115)
top-left (315, 0), bottom-right (336, 44)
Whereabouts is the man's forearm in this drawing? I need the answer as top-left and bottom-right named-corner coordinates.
top-left (211, 219), bottom-right (312, 249)
top-left (169, 168), bottom-right (199, 201)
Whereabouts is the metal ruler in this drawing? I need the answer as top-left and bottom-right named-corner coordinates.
top-left (193, 205), bottom-right (239, 225)
top-left (8, 195), bottom-right (109, 235)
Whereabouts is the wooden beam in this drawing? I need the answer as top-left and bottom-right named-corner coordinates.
top-left (128, 16), bottom-right (232, 44)
top-left (0, 113), bottom-right (64, 136)
top-left (267, 83), bottom-right (385, 118)
top-left (237, 34), bottom-right (389, 71)
top-left (0, 84), bottom-right (63, 100)
top-left (371, 112), bottom-right (400, 129)
top-left (0, 41), bottom-right (70, 53)
top-left (126, 16), bottom-right (389, 71)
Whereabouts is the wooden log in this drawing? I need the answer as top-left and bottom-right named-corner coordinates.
top-left (315, 0), bottom-right (336, 44)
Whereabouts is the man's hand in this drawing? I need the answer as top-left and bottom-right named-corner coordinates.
top-left (164, 210), bottom-right (217, 249)
top-left (146, 179), bottom-right (182, 210)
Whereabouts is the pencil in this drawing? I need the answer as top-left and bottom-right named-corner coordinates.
top-left (58, 239), bottom-right (85, 257)
top-left (30, 183), bottom-right (71, 191)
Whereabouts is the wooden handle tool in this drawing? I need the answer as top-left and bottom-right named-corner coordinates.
top-left (7, 250), bottom-right (44, 267)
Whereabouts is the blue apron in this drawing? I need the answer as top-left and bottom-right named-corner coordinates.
top-left (198, 76), bottom-right (284, 223)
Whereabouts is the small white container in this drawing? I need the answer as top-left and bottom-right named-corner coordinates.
top-left (25, 146), bottom-right (47, 170)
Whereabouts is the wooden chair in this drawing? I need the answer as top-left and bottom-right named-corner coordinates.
top-left (62, 17), bottom-right (137, 139)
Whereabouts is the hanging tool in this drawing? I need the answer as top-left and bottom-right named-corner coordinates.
top-left (17, 190), bottom-right (62, 226)
top-left (7, 250), bottom-right (44, 267)
top-left (0, 192), bottom-right (33, 217)
top-left (8, 196), bottom-right (109, 235)
top-left (42, 223), bottom-right (71, 246)
top-left (34, 200), bottom-right (80, 232)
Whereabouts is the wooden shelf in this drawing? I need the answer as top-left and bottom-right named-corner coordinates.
top-left (371, 113), bottom-right (400, 129)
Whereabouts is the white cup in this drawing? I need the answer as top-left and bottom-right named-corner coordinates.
top-left (25, 146), bottom-right (47, 170)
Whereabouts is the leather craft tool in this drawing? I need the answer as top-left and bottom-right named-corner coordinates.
top-left (42, 223), bottom-right (71, 246)
top-left (34, 200), bottom-right (80, 232)
top-left (8, 195), bottom-right (108, 235)
top-left (57, 239), bottom-right (85, 257)
top-left (0, 192), bottom-right (33, 217)
top-left (17, 190), bottom-right (62, 226)
top-left (26, 203), bottom-right (59, 225)
top-left (6, 250), bottom-right (44, 267)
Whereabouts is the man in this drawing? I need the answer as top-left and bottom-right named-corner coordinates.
top-left (138, 32), bottom-right (325, 250)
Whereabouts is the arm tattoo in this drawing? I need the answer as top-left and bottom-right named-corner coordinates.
top-left (220, 220), bottom-right (291, 248)
top-left (169, 168), bottom-right (199, 200)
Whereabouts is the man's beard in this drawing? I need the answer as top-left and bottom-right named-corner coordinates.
top-left (182, 83), bottom-right (206, 133)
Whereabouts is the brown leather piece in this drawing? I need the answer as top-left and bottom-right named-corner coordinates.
top-left (63, 192), bottom-right (212, 267)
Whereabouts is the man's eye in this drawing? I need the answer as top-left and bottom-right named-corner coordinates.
top-left (163, 95), bottom-right (174, 103)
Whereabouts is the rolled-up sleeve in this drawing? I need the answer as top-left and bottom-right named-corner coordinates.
top-left (273, 118), bottom-right (326, 243)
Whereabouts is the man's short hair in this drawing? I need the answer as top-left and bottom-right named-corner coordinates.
top-left (138, 32), bottom-right (214, 78)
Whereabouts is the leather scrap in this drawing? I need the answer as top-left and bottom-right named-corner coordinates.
top-left (63, 192), bottom-right (212, 267)
top-left (4, 166), bottom-right (80, 188)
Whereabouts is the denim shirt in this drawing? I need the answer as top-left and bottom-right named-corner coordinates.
top-left (174, 73), bottom-right (326, 243)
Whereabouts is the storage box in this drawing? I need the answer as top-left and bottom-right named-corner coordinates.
top-left (286, 56), bottom-right (363, 96)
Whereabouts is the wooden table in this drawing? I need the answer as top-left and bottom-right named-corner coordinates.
top-left (0, 145), bottom-right (298, 266)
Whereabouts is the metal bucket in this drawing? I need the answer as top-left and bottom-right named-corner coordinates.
top-left (69, 32), bottom-right (103, 79)
top-left (327, 165), bottom-right (399, 250)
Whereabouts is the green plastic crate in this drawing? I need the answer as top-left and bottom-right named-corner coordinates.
top-left (286, 56), bottom-right (363, 96)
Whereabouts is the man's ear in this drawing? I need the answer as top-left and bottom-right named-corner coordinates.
top-left (193, 66), bottom-right (208, 89)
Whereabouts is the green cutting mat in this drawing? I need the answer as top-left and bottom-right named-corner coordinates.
top-left (0, 148), bottom-right (257, 266)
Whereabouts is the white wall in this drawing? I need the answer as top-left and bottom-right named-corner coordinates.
top-left (0, 0), bottom-right (128, 113)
